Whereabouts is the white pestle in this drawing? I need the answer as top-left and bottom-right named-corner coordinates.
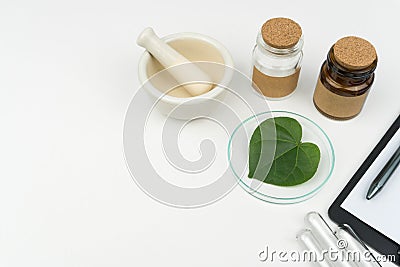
top-left (137, 27), bottom-right (213, 97)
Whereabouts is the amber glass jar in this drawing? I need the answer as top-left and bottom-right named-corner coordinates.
top-left (313, 36), bottom-right (377, 120)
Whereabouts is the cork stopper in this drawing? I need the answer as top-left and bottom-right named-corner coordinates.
top-left (261, 18), bottom-right (302, 49)
top-left (333, 36), bottom-right (377, 70)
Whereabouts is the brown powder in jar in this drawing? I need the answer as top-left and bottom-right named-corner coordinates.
top-left (261, 18), bottom-right (302, 49)
top-left (333, 36), bottom-right (377, 70)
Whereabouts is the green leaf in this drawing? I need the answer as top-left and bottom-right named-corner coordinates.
top-left (248, 117), bottom-right (320, 186)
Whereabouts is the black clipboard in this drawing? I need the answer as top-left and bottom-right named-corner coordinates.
top-left (329, 114), bottom-right (400, 266)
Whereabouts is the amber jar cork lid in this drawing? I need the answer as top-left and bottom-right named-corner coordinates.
top-left (261, 18), bottom-right (302, 49)
top-left (333, 36), bottom-right (377, 70)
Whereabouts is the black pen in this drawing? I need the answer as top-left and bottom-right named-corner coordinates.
top-left (366, 145), bottom-right (400, 200)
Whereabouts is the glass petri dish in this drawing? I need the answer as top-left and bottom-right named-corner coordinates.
top-left (228, 111), bottom-right (335, 204)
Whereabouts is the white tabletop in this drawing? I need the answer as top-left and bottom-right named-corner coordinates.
top-left (1, 0), bottom-right (399, 266)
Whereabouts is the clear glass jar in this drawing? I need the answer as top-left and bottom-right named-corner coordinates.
top-left (252, 31), bottom-right (304, 98)
top-left (253, 32), bottom-right (304, 77)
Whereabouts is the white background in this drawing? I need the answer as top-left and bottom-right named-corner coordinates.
top-left (1, 0), bottom-right (400, 266)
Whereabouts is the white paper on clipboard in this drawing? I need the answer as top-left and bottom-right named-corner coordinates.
top-left (341, 128), bottom-right (400, 244)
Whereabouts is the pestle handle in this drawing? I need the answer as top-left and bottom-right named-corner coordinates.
top-left (137, 28), bottom-right (189, 68)
top-left (137, 28), bottom-right (213, 96)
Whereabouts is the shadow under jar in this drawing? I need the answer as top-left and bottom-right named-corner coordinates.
top-left (313, 36), bottom-right (378, 120)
